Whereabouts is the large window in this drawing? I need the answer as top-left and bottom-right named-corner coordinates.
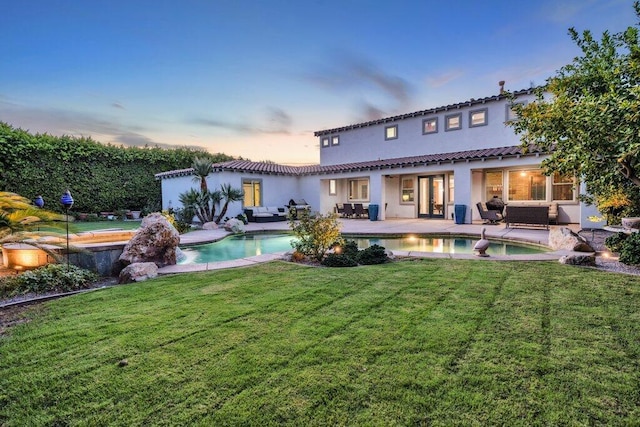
top-left (242, 179), bottom-right (262, 207)
top-left (485, 171), bottom-right (503, 200)
top-left (508, 170), bottom-right (546, 201)
top-left (553, 173), bottom-right (575, 201)
top-left (348, 178), bottom-right (369, 201)
top-left (401, 177), bottom-right (414, 203)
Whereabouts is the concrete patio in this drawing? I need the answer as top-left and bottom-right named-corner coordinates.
top-left (159, 219), bottom-right (582, 275)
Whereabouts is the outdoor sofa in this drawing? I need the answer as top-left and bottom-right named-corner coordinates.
top-left (244, 206), bottom-right (287, 223)
top-left (505, 205), bottom-right (550, 229)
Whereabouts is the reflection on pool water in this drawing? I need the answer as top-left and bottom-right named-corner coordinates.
top-left (178, 233), bottom-right (546, 264)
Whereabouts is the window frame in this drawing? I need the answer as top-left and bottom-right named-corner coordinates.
top-left (321, 137), bottom-right (330, 148)
top-left (422, 117), bottom-right (438, 135)
top-left (445, 113), bottom-right (462, 131)
top-left (469, 108), bottom-right (488, 127)
top-left (507, 169), bottom-right (547, 202)
top-left (331, 135), bottom-right (340, 146)
top-left (552, 173), bottom-right (576, 201)
top-left (348, 178), bottom-right (370, 201)
top-left (242, 178), bottom-right (263, 207)
top-left (505, 101), bottom-right (527, 123)
top-left (329, 179), bottom-right (337, 196)
top-left (385, 125), bottom-right (398, 141)
top-left (400, 177), bottom-right (415, 203)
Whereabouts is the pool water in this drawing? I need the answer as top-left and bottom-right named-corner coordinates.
top-left (178, 233), bottom-right (545, 264)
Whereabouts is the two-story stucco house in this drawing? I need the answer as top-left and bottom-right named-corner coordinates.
top-left (156, 88), bottom-right (601, 228)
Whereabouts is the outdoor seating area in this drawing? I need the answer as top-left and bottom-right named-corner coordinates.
top-left (505, 205), bottom-right (550, 229)
top-left (336, 203), bottom-right (369, 219)
top-left (476, 202), bottom-right (503, 225)
top-left (243, 206), bottom-right (287, 223)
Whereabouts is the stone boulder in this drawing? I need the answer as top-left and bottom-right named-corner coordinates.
top-left (118, 262), bottom-right (159, 284)
top-left (202, 221), bottom-right (218, 230)
top-left (549, 227), bottom-right (594, 252)
top-left (224, 218), bottom-right (245, 234)
top-left (119, 212), bottom-right (180, 267)
top-left (559, 254), bottom-right (596, 267)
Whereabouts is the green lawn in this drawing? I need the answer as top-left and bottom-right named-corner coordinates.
top-left (1, 260), bottom-right (639, 425)
top-left (70, 220), bottom-right (141, 233)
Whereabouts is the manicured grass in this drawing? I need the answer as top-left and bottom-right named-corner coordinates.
top-left (1, 260), bottom-right (639, 425)
top-left (70, 220), bottom-right (141, 233)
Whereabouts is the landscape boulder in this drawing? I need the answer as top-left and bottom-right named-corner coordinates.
top-left (549, 227), bottom-right (594, 252)
top-left (119, 212), bottom-right (180, 267)
top-left (224, 218), bottom-right (245, 234)
top-left (622, 217), bottom-right (640, 230)
top-left (118, 262), bottom-right (159, 284)
top-left (202, 221), bottom-right (218, 230)
top-left (559, 254), bottom-right (596, 267)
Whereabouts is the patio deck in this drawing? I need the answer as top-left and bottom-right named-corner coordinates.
top-left (160, 219), bottom-right (581, 275)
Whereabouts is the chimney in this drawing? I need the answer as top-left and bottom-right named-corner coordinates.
top-left (498, 80), bottom-right (505, 94)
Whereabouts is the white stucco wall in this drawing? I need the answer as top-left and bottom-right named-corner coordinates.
top-left (319, 93), bottom-right (536, 166)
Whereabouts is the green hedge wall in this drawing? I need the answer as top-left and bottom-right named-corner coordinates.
top-left (0, 122), bottom-right (234, 213)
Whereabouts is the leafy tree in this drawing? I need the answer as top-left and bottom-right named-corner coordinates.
top-left (509, 2), bottom-right (640, 214)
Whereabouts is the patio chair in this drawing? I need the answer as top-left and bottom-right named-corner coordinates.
top-left (342, 203), bottom-right (355, 218)
top-left (353, 203), bottom-right (367, 218)
top-left (335, 203), bottom-right (344, 216)
top-left (476, 202), bottom-right (503, 225)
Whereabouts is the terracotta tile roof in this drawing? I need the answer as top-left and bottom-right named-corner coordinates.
top-left (314, 88), bottom-right (535, 136)
top-left (155, 144), bottom-right (548, 179)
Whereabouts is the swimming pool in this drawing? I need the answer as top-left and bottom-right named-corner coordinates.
top-left (178, 233), bottom-right (546, 264)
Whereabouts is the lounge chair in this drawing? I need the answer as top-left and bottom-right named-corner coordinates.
top-left (353, 203), bottom-right (367, 218)
top-left (335, 203), bottom-right (344, 216)
top-left (342, 203), bottom-right (355, 218)
top-left (476, 202), bottom-right (503, 225)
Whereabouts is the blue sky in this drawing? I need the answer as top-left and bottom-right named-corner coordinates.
top-left (0, 0), bottom-right (635, 165)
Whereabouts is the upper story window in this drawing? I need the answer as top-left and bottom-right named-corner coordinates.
top-left (321, 137), bottom-right (330, 147)
top-left (385, 125), bottom-right (398, 140)
top-left (445, 113), bottom-right (462, 131)
top-left (422, 118), bottom-right (438, 134)
top-left (505, 101), bottom-right (527, 122)
top-left (469, 108), bottom-right (488, 127)
top-left (331, 136), bottom-right (339, 146)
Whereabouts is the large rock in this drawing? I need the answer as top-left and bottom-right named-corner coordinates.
top-left (224, 218), bottom-right (245, 234)
top-left (622, 217), bottom-right (640, 230)
top-left (202, 221), bottom-right (218, 230)
top-left (119, 212), bottom-right (180, 267)
top-left (549, 227), bottom-right (594, 252)
top-left (118, 262), bottom-right (158, 284)
top-left (559, 254), bottom-right (596, 267)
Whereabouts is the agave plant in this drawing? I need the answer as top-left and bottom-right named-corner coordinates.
top-left (178, 188), bottom-right (222, 224)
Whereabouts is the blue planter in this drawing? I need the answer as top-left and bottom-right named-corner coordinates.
top-left (454, 204), bottom-right (466, 224)
top-left (368, 204), bottom-right (379, 221)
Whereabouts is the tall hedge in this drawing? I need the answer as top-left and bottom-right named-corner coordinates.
top-left (0, 122), bottom-right (235, 213)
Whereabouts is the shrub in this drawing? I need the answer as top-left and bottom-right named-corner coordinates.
top-left (289, 210), bottom-right (343, 262)
top-left (356, 244), bottom-right (389, 265)
top-left (341, 240), bottom-right (360, 259)
top-left (0, 264), bottom-right (98, 298)
top-left (322, 253), bottom-right (358, 267)
top-left (619, 232), bottom-right (640, 266)
top-left (605, 232), bottom-right (628, 253)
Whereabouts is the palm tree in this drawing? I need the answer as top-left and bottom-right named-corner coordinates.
top-left (178, 188), bottom-right (222, 224)
top-left (0, 191), bottom-right (66, 262)
top-left (191, 157), bottom-right (214, 192)
top-left (215, 184), bottom-right (244, 224)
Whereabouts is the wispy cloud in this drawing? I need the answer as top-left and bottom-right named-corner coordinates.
top-left (112, 102), bottom-right (125, 110)
top-left (0, 102), bottom-right (205, 150)
top-left (303, 50), bottom-right (414, 120)
top-left (425, 69), bottom-right (465, 89)
top-left (190, 106), bottom-right (293, 136)
top-left (543, 0), bottom-right (599, 24)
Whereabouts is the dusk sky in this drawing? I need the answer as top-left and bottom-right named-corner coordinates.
top-left (1, 1), bottom-right (635, 165)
